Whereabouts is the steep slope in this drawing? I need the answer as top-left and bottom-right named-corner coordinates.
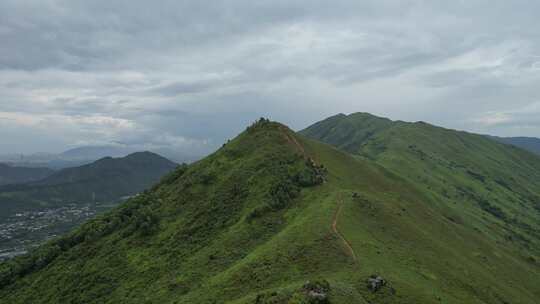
top-left (0, 152), bottom-right (177, 217)
top-left (490, 136), bottom-right (540, 155)
top-left (0, 164), bottom-right (54, 186)
top-left (0, 119), bottom-right (538, 303)
top-left (0, 120), bottom-right (339, 303)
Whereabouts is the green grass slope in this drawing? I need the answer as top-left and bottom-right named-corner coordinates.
top-left (0, 118), bottom-right (539, 303)
top-left (302, 113), bottom-right (540, 301)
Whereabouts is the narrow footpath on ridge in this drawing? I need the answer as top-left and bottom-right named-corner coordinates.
top-left (332, 194), bottom-right (358, 263)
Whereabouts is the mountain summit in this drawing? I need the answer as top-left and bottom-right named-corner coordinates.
top-left (1, 117), bottom-right (539, 303)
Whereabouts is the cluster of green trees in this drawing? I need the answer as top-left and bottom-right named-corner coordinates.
top-left (246, 118), bottom-right (272, 133)
top-left (248, 156), bottom-right (327, 221)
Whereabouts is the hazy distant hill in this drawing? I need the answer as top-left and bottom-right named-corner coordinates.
top-left (0, 152), bottom-right (177, 217)
top-left (1, 118), bottom-right (538, 303)
top-left (0, 164), bottom-right (54, 186)
top-left (490, 136), bottom-right (540, 155)
top-left (0, 146), bottom-right (200, 169)
top-left (61, 145), bottom-right (203, 164)
top-left (60, 145), bottom-right (134, 160)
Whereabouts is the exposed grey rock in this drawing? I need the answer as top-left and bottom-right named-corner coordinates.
top-left (302, 280), bottom-right (330, 303)
top-left (366, 275), bottom-right (386, 292)
top-left (307, 290), bottom-right (327, 301)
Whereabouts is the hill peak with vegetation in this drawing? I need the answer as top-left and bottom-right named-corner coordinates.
top-left (32, 151), bottom-right (175, 187)
top-left (0, 117), bottom-right (539, 303)
top-left (0, 152), bottom-right (177, 218)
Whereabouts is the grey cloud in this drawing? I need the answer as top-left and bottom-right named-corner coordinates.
top-left (149, 80), bottom-right (226, 97)
top-left (1, 0), bottom-right (540, 154)
top-left (421, 69), bottom-right (505, 88)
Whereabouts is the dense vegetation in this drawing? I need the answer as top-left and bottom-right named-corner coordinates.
top-left (0, 120), bottom-right (333, 303)
top-left (0, 152), bottom-right (177, 218)
top-left (0, 115), bottom-right (539, 303)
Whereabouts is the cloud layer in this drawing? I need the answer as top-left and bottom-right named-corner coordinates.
top-left (1, 0), bottom-right (539, 154)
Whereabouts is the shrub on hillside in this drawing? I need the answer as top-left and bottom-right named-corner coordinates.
top-left (477, 198), bottom-right (507, 221)
top-left (156, 163), bottom-right (189, 188)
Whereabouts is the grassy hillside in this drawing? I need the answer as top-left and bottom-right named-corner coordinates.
top-left (0, 152), bottom-right (177, 218)
top-left (0, 164), bottom-right (54, 186)
top-left (301, 114), bottom-right (540, 244)
top-left (0, 118), bottom-right (538, 303)
top-left (302, 113), bottom-right (540, 297)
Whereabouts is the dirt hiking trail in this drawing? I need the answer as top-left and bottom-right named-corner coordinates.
top-left (332, 194), bottom-right (358, 263)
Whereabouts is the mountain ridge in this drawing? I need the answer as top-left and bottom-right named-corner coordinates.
top-left (31, 151), bottom-right (173, 187)
top-left (490, 135), bottom-right (540, 155)
top-left (0, 117), bottom-right (539, 303)
top-left (0, 151), bottom-right (178, 218)
top-left (302, 112), bottom-right (540, 157)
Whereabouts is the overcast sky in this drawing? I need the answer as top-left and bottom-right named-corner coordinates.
top-left (1, 1), bottom-right (539, 155)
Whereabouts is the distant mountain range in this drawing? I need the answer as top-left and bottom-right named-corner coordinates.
top-left (2, 115), bottom-right (538, 303)
top-left (489, 136), bottom-right (540, 155)
top-left (0, 151), bottom-right (178, 218)
top-left (0, 146), bottom-right (200, 169)
top-left (0, 165), bottom-right (54, 186)
top-left (59, 145), bottom-right (135, 160)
